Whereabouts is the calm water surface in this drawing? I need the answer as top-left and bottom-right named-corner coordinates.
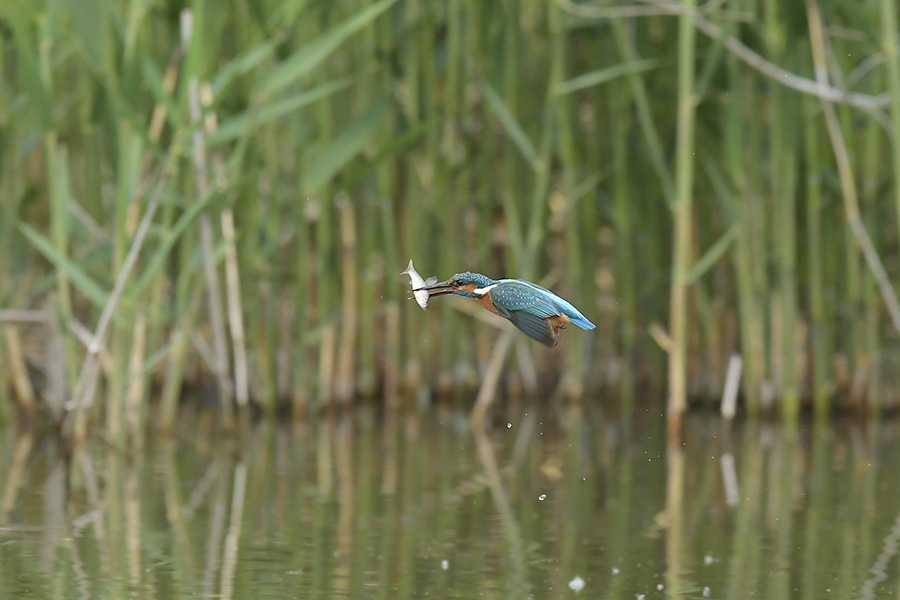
top-left (1, 403), bottom-right (899, 599)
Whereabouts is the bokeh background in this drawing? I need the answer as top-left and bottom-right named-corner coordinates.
top-left (4, 3), bottom-right (900, 599)
top-left (2, 0), bottom-right (900, 434)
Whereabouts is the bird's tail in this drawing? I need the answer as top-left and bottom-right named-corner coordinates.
top-left (567, 313), bottom-right (596, 331)
top-left (554, 300), bottom-right (596, 331)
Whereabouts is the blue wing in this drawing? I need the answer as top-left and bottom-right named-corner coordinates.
top-left (493, 280), bottom-right (596, 330)
top-left (488, 281), bottom-right (593, 347)
top-left (508, 311), bottom-right (559, 346)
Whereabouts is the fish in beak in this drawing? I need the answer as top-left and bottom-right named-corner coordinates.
top-left (415, 278), bottom-right (458, 297)
top-left (401, 259), bottom-right (437, 310)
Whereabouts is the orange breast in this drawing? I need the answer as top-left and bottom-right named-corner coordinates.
top-left (474, 292), bottom-right (501, 316)
top-left (458, 284), bottom-right (501, 316)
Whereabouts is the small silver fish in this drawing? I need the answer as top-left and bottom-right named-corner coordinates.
top-left (400, 259), bottom-right (436, 310)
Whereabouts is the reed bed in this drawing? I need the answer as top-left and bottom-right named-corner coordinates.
top-left (1, 0), bottom-right (900, 440)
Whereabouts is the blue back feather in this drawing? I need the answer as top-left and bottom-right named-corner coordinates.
top-left (492, 279), bottom-right (596, 331)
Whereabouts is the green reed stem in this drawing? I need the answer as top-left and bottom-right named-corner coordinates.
top-left (802, 97), bottom-right (830, 416)
top-left (861, 83), bottom-right (884, 414)
top-left (610, 19), bottom-right (675, 204)
top-left (45, 140), bottom-right (80, 394)
top-left (551, 3), bottom-right (585, 397)
top-left (838, 98), bottom-right (864, 409)
top-left (883, 0), bottom-right (900, 254)
top-left (667, 0), bottom-right (698, 433)
top-left (724, 59), bottom-right (764, 416)
top-left (765, 3), bottom-right (799, 419)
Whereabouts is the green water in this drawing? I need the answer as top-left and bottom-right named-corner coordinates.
top-left (0, 405), bottom-right (898, 599)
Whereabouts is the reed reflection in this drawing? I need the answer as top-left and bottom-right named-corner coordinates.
top-left (1, 431), bottom-right (32, 523)
top-left (0, 412), bottom-right (897, 598)
top-left (471, 424), bottom-right (528, 595)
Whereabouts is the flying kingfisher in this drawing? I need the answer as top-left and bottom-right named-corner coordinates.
top-left (417, 271), bottom-right (595, 347)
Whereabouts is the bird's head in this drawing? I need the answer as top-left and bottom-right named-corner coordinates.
top-left (419, 271), bottom-right (496, 299)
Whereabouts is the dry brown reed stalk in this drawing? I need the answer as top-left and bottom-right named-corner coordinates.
top-left (317, 322), bottom-right (337, 410)
top-left (196, 81), bottom-right (251, 414)
top-left (667, 0), bottom-right (698, 438)
top-left (182, 10), bottom-right (234, 427)
top-left (221, 207), bottom-right (250, 411)
top-left (200, 84), bottom-right (250, 416)
top-left (277, 292), bottom-right (294, 403)
top-left (383, 301), bottom-right (401, 410)
top-left (125, 310), bottom-right (146, 442)
top-left (2, 326), bottom-right (35, 418)
top-left (42, 299), bottom-right (66, 422)
top-left (148, 46), bottom-right (187, 142)
top-left (62, 147), bottom-right (176, 444)
top-left (335, 196), bottom-right (358, 404)
top-left (806, 0), bottom-right (900, 337)
top-left (0, 311), bottom-right (60, 423)
top-left (0, 310), bottom-right (46, 323)
top-left (212, 183), bottom-right (251, 409)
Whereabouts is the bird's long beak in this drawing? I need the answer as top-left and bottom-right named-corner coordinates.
top-left (414, 278), bottom-right (457, 297)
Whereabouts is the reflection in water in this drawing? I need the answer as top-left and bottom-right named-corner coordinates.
top-left (666, 441), bottom-right (684, 599)
top-left (1, 431), bottom-right (32, 521)
top-left (0, 409), bottom-right (899, 598)
top-left (471, 424), bottom-right (528, 597)
top-left (861, 513), bottom-right (900, 600)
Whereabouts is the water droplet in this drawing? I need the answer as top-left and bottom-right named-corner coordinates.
top-left (538, 493), bottom-right (547, 501)
top-left (507, 422), bottom-right (512, 429)
top-left (568, 576), bottom-right (585, 592)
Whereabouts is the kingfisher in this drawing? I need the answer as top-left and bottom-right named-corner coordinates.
top-left (417, 271), bottom-right (596, 347)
